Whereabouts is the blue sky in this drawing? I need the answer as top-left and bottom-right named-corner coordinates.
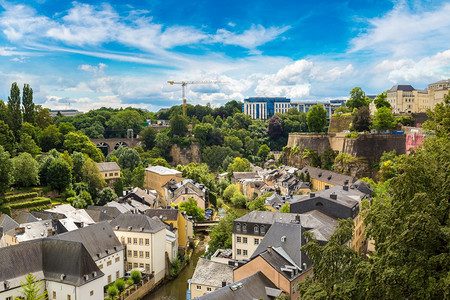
top-left (0, 0), bottom-right (449, 112)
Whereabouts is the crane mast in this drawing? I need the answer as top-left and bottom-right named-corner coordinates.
top-left (167, 80), bottom-right (224, 116)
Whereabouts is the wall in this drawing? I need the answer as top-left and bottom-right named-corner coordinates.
top-left (405, 133), bottom-right (426, 154)
top-left (328, 115), bottom-right (352, 133)
top-left (123, 276), bottom-right (156, 300)
top-left (172, 194), bottom-right (206, 210)
top-left (286, 134), bottom-right (331, 153)
top-left (96, 250), bottom-right (124, 287)
top-left (170, 142), bottom-right (202, 166)
top-left (144, 171), bottom-right (183, 204)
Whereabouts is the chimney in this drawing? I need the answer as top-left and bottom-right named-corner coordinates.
top-left (330, 193), bottom-right (337, 200)
top-left (267, 246), bottom-right (272, 253)
top-left (343, 185), bottom-right (349, 191)
top-left (325, 185), bottom-right (330, 190)
top-left (309, 193), bottom-right (315, 198)
top-left (15, 227), bottom-right (25, 235)
top-left (222, 280), bottom-right (227, 287)
top-left (47, 228), bottom-right (53, 236)
top-left (295, 215), bottom-right (300, 223)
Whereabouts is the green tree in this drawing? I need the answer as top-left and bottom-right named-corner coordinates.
top-left (107, 146), bottom-right (141, 170)
top-left (374, 91), bottom-right (390, 109)
top-left (224, 135), bottom-right (243, 152)
top-left (39, 125), bottom-right (63, 152)
top-left (0, 145), bottom-right (13, 195)
top-left (15, 273), bottom-right (47, 300)
top-left (280, 202), bottom-right (290, 213)
top-left (307, 104), bottom-right (327, 133)
top-left (202, 146), bottom-right (238, 171)
top-left (107, 285), bottom-right (119, 299)
top-left (170, 114), bottom-right (188, 136)
top-left (22, 84), bottom-right (35, 124)
top-left (140, 127), bottom-right (157, 151)
top-left (34, 105), bottom-right (52, 129)
top-left (155, 130), bottom-right (172, 153)
top-left (267, 114), bottom-right (283, 140)
top-left (257, 144), bottom-right (271, 161)
top-left (47, 157), bottom-right (72, 192)
top-left (231, 191), bottom-right (247, 208)
top-left (7, 82), bottom-right (22, 138)
top-left (97, 187), bottom-right (118, 205)
top-left (0, 120), bottom-right (16, 155)
top-left (12, 152), bottom-right (39, 187)
top-left (372, 107), bottom-right (397, 131)
top-left (130, 270), bottom-right (142, 283)
top-left (17, 133), bottom-right (41, 156)
top-left (346, 87), bottom-right (370, 110)
top-left (130, 165), bottom-right (145, 188)
top-left (58, 122), bottom-right (76, 135)
top-left (0, 100), bottom-right (8, 123)
top-left (422, 93), bottom-right (450, 138)
top-left (114, 279), bottom-right (126, 292)
top-left (223, 184), bottom-right (239, 201)
top-left (81, 159), bottom-right (106, 198)
top-left (247, 195), bottom-right (267, 211)
top-left (227, 157), bottom-right (251, 173)
top-left (351, 106), bottom-right (372, 132)
top-left (107, 109), bottom-right (144, 138)
top-left (63, 131), bottom-right (103, 162)
top-left (178, 198), bottom-right (205, 222)
top-left (70, 151), bottom-right (86, 182)
top-left (205, 209), bottom-right (239, 258)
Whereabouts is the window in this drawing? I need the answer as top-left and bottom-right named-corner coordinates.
top-left (254, 225), bottom-right (259, 234)
top-left (116, 271), bottom-right (119, 279)
top-left (121, 237), bottom-right (125, 244)
top-left (134, 251), bottom-right (138, 257)
top-left (98, 264), bottom-right (103, 269)
top-left (146, 251), bottom-right (150, 259)
top-left (237, 236), bottom-right (241, 243)
top-left (115, 257), bottom-right (120, 263)
top-left (145, 264), bottom-right (150, 272)
top-left (128, 237), bottom-right (132, 244)
top-left (254, 238), bottom-right (259, 245)
top-left (128, 263), bottom-right (132, 270)
top-left (207, 287), bottom-right (212, 292)
top-left (53, 291), bottom-right (56, 299)
top-left (115, 172), bottom-right (119, 176)
top-left (140, 263), bottom-right (144, 268)
top-left (236, 223), bottom-right (241, 232)
top-left (134, 263), bottom-right (138, 268)
top-left (139, 251), bottom-right (144, 258)
top-left (105, 173), bottom-right (108, 177)
top-left (109, 173), bottom-right (113, 176)
top-left (139, 238), bottom-right (143, 245)
top-left (68, 295), bottom-right (72, 300)
top-left (133, 238), bottom-right (138, 244)
top-left (145, 239), bottom-right (150, 245)
top-left (90, 290), bottom-right (94, 296)
top-left (196, 285), bottom-right (202, 290)
top-left (6, 297), bottom-right (12, 300)
top-left (243, 250), bottom-right (248, 256)
top-left (108, 275), bottom-right (112, 283)
top-left (237, 249), bottom-right (241, 255)
top-left (107, 260), bottom-right (112, 266)
top-left (128, 250), bottom-right (132, 257)
top-left (242, 223), bottom-right (247, 233)
top-left (261, 225), bottom-right (265, 234)
top-left (243, 237), bottom-right (247, 244)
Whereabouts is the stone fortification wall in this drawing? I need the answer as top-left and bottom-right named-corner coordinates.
top-left (170, 142), bottom-right (202, 166)
top-left (328, 115), bottom-right (352, 133)
top-left (286, 134), bottom-right (332, 153)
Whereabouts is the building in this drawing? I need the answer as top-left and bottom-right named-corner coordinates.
top-left (110, 214), bottom-right (166, 282)
top-left (96, 162), bottom-right (121, 181)
top-left (189, 258), bottom-right (234, 298)
top-left (291, 99), bottom-right (346, 119)
top-left (242, 97), bottom-right (291, 120)
top-left (386, 79), bottom-right (449, 114)
top-left (144, 208), bottom-right (194, 252)
top-left (50, 109), bottom-right (82, 117)
top-left (44, 205), bottom-right (96, 226)
top-left (298, 166), bottom-right (356, 190)
top-left (194, 271), bottom-right (283, 300)
top-left (0, 239), bottom-right (104, 300)
top-left (290, 184), bottom-right (369, 254)
top-left (49, 222), bottom-right (125, 287)
top-left (163, 179), bottom-right (208, 209)
top-left (144, 166), bottom-right (184, 205)
top-left (122, 187), bottom-right (159, 208)
top-left (234, 222), bottom-right (314, 299)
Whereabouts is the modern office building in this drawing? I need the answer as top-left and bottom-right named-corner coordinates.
top-left (242, 97), bottom-right (346, 120)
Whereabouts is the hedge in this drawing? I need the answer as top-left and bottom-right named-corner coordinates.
top-left (0, 206), bottom-right (11, 216)
top-left (8, 198), bottom-right (51, 209)
top-left (4, 192), bottom-right (39, 203)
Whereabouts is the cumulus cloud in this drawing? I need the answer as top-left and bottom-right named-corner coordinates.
top-left (350, 2), bottom-right (450, 57)
top-left (79, 63), bottom-right (108, 75)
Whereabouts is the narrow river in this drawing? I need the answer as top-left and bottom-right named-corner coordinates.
top-left (143, 246), bottom-right (206, 300)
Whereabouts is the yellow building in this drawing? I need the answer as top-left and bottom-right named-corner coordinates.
top-left (97, 162), bottom-right (121, 180)
top-left (144, 165), bottom-right (184, 205)
top-left (144, 208), bottom-right (194, 252)
top-left (299, 166), bottom-right (355, 191)
top-left (190, 258), bottom-right (233, 298)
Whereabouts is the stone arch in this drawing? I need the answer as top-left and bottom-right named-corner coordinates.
top-left (114, 141), bottom-right (128, 150)
top-left (96, 142), bottom-right (109, 157)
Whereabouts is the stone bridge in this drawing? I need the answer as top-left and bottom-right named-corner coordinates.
top-left (91, 138), bottom-right (140, 155)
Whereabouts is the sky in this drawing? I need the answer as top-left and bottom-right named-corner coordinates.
top-left (0, 0), bottom-right (449, 112)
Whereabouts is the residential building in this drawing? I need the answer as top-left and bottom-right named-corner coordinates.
top-left (0, 214), bottom-right (18, 247)
top-left (386, 79), bottom-right (449, 114)
top-left (0, 239), bottom-right (103, 300)
top-left (163, 179), bottom-right (208, 209)
top-left (195, 271), bottom-right (283, 300)
top-left (49, 222), bottom-right (125, 287)
top-left (86, 206), bottom-right (122, 219)
top-left (210, 248), bottom-right (233, 264)
top-left (236, 178), bottom-right (265, 200)
top-left (110, 214), bottom-right (166, 282)
top-left (264, 193), bottom-right (287, 212)
top-left (14, 212), bottom-right (38, 224)
top-left (231, 172), bottom-right (260, 184)
top-left (122, 187), bottom-right (159, 208)
top-left (44, 205), bottom-right (96, 226)
top-left (97, 162), bottom-right (121, 181)
top-left (234, 222), bottom-right (314, 299)
top-left (298, 166), bottom-right (356, 190)
top-left (145, 208), bottom-right (194, 252)
top-left (144, 165), bottom-right (184, 205)
top-left (189, 258), bottom-right (234, 298)
top-left (165, 228), bottom-right (178, 263)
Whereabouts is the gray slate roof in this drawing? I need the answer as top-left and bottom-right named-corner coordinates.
top-left (389, 85), bottom-right (415, 92)
top-left (0, 214), bottom-right (19, 234)
top-left (14, 212), bottom-right (39, 224)
top-left (0, 239), bottom-right (103, 291)
top-left (234, 210), bottom-right (300, 225)
top-left (145, 208), bottom-right (179, 221)
top-left (196, 271), bottom-right (282, 300)
top-left (190, 258), bottom-right (234, 287)
top-left (351, 180), bottom-right (373, 196)
top-left (300, 166), bottom-right (356, 187)
top-left (96, 161), bottom-right (120, 172)
top-left (49, 222), bottom-right (123, 261)
top-left (291, 185), bottom-right (363, 208)
top-left (84, 209), bottom-right (113, 222)
top-left (87, 205), bottom-right (122, 219)
top-left (110, 213), bottom-right (166, 233)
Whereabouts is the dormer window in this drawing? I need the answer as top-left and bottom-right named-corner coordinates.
top-left (261, 225), bottom-right (265, 234)
top-left (254, 225), bottom-right (259, 234)
top-left (242, 223), bottom-right (247, 233)
top-left (236, 223), bottom-right (241, 232)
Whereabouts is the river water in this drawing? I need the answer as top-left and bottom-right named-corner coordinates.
top-left (143, 246), bottom-right (205, 300)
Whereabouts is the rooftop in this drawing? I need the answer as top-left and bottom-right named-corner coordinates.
top-left (0, 214), bottom-right (19, 233)
top-left (234, 210), bottom-right (300, 225)
top-left (144, 208), bottom-right (180, 221)
top-left (389, 85), bottom-right (415, 92)
top-left (110, 213), bottom-right (166, 234)
top-left (190, 258), bottom-right (234, 287)
top-left (96, 161), bottom-right (121, 172)
top-left (14, 212), bottom-right (39, 224)
top-left (300, 166), bottom-right (356, 187)
top-left (291, 185), bottom-right (363, 208)
top-left (145, 165), bottom-right (181, 175)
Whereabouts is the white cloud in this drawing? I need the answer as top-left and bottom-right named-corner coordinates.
top-left (350, 2), bottom-right (450, 57)
top-left (79, 63), bottom-right (108, 75)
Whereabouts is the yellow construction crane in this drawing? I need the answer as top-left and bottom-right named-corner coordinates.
top-left (167, 80), bottom-right (225, 116)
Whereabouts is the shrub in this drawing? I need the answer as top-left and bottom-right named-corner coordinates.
top-left (4, 192), bottom-right (38, 203)
top-left (345, 132), bottom-right (359, 138)
top-left (126, 279), bottom-right (134, 286)
top-left (1, 206), bottom-right (11, 216)
top-left (107, 285), bottom-right (119, 299)
top-left (114, 279), bottom-right (126, 292)
top-left (170, 259), bottom-right (181, 277)
top-left (8, 198), bottom-right (51, 209)
top-left (130, 270), bottom-right (142, 284)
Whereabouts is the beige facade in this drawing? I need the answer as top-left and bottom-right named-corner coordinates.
top-left (144, 166), bottom-right (184, 205)
top-left (171, 193), bottom-right (206, 210)
top-left (97, 162), bottom-right (121, 180)
top-left (233, 233), bottom-right (263, 260)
